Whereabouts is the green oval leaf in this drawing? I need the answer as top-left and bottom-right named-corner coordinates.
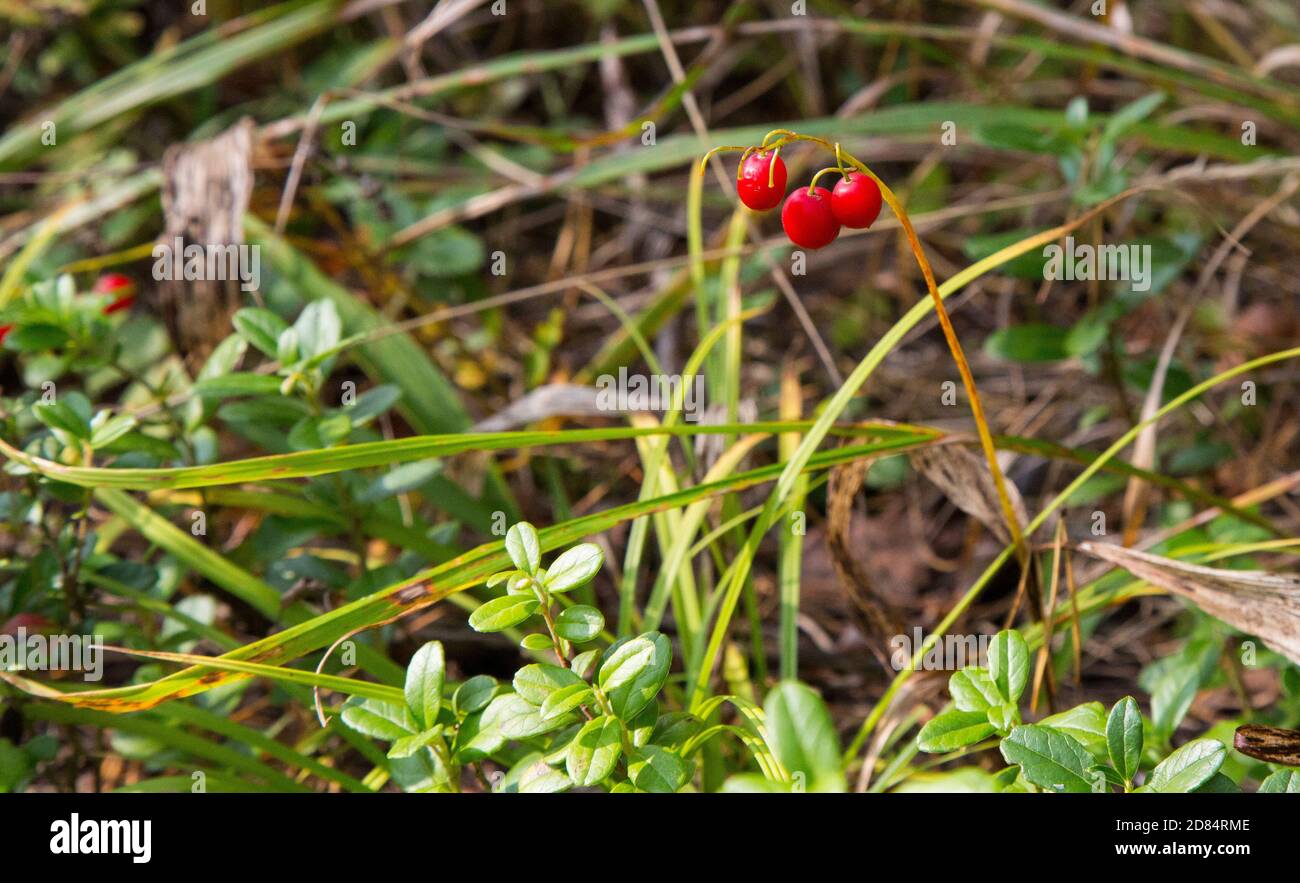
top-left (340, 698), bottom-right (418, 741)
top-left (1105, 696), bottom-right (1143, 782)
top-left (555, 605), bottom-right (604, 642)
top-left (1258, 770), bottom-right (1300, 793)
top-left (984, 324), bottom-right (1070, 362)
top-left (948, 667), bottom-right (1002, 713)
top-left (404, 641), bottom-right (445, 729)
top-left (601, 633), bottom-right (671, 720)
top-left (566, 715), bottom-right (622, 787)
top-left (917, 710), bottom-right (996, 754)
top-left (628, 745), bottom-right (690, 793)
top-left (452, 675), bottom-right (497, 717)
top-left (544, 543), bottom-right (604, 593)
top-left (1038, 701), bottom-right (1107, 759)
top-left (540, 683), bottom-right (594, 721)
top-left (467, 594), bottom-right (539, 633)
top-left (764, 680), bottom-right (844, 791)
top-left (520, 633), bottom-right (553, 651)
top-left (989, 630), bottom-right (1029, 703)
top-left (483, 693), bottom-right (573, 740)
top-left (598, 637), bottom-right (656, 692)
top-left (506, 522), bottom-right (541, 574)
top-left (999, 724), bottom-right (1095, 793)
top-left (1146, 738), bottom-right (1225, 793)
top-left (232, 307), bottom-right (288, 359)
top-left (388, 726), bottom-right (442, 760)
top-left (513, 663), bottom-right (583, 705)
top-left (34, 401), bottom-right (90, 440)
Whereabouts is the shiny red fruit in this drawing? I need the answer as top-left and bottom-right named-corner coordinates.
top-left (781, 187), bottom-right (840, 249)
top-left (831, 172), bottom-right (882, 229)
top-left (737, 151), bottom-right (788, 212)
top-left (93, 273), bottom-right (133, 293)
top-left (93, 273), bottom-right (135, 314)
top-left (103, 295), bottom-right (135, 314)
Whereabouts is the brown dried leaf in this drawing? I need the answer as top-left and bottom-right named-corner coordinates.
top-left (1234, 724), bottom-right (1300, 767)
top-left (909, 443), bottom-right (1028, 546)
top-left (1076, 541), bottom-right (1300, 664)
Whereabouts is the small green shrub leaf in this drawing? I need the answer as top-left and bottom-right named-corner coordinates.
top-left (999, 725), bottom-right (1095, 792)
top-left (917, 710), bottom-right (996, 753)
top-left (764, 680), bottom-right (844, 791)
top-left (628, 745), bottom-right (690, 793)
top-left (989, 630), bottom-right (1030, 703)
top-left (505, 522), bottom-right (541, 574)
top-left (452, 675), bottom-right (497, 717)
top-left (566, 715), bottom-right (622, 787)
top-left (513, 663), bottom-right (583, 705)
top-left (1105, 696), bottom-right (1143, 782)
top-left (1038, 701), bottom-right (1107, 759)
top-left (404, 641), bottom-right (445, 729)
top-left (1146, 738), bottom-right (1225, 793)
top-left (232, 307), bottom-right (288, 358)
top-left (601, 633), bottom-right (671, 719)
top-left (544, 543), bottom-right (604, 593)
top-left (1258, 770), bottom-right (1300, 793)
top-left (949, 667), bottom-right (1002, 712)
top-left (341, 698), bottom-right (418, 741)
top-left (598, 637), bottom-right (656, 692)
top-left (468, 594), bottom-right (539, 633)
top-left (387, 727), bottom-right (442, 760)
top-left (540, 683), bottom-right (594, 721)
top-left (555, 605), bottom-right (604, 642)
top-left (484, 693), bottom-right (573, 740)
top-left (34, 401), bottom-right (90, 440)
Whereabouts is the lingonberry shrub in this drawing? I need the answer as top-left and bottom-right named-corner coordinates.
top-left (338, 522), bottom-right (699, 792)
top-left (914, 629), bottom-right (1299, 793)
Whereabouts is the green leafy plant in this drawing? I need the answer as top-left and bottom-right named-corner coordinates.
top-left (916, 629), bottom-right (1262, 793)
top-left (337, 523), bottom-right (709, 792)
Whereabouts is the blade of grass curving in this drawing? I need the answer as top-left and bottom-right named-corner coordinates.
top-left (3, 434), bottom-right (930, 712)
top-left (3, 420), bottom-right (1259, 531)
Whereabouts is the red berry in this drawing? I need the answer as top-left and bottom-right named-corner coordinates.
top-left (781, 186), bottom-right (840, 249)
top-left (93, 272), bottom-right (133, 294)
top-left (737, 151), bottom-right (787, 212)
top-left (93, 273), bottom-right (135, 314)
top-left (0, 324), bottom-right (12, 344)
top-left (831, 172), bottom-right (882, 229)
top-left (103, 294), bottom-right (135, 315)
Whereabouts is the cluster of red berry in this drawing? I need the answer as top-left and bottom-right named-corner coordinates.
top-left (736, 151), bottom-right (882, 250)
